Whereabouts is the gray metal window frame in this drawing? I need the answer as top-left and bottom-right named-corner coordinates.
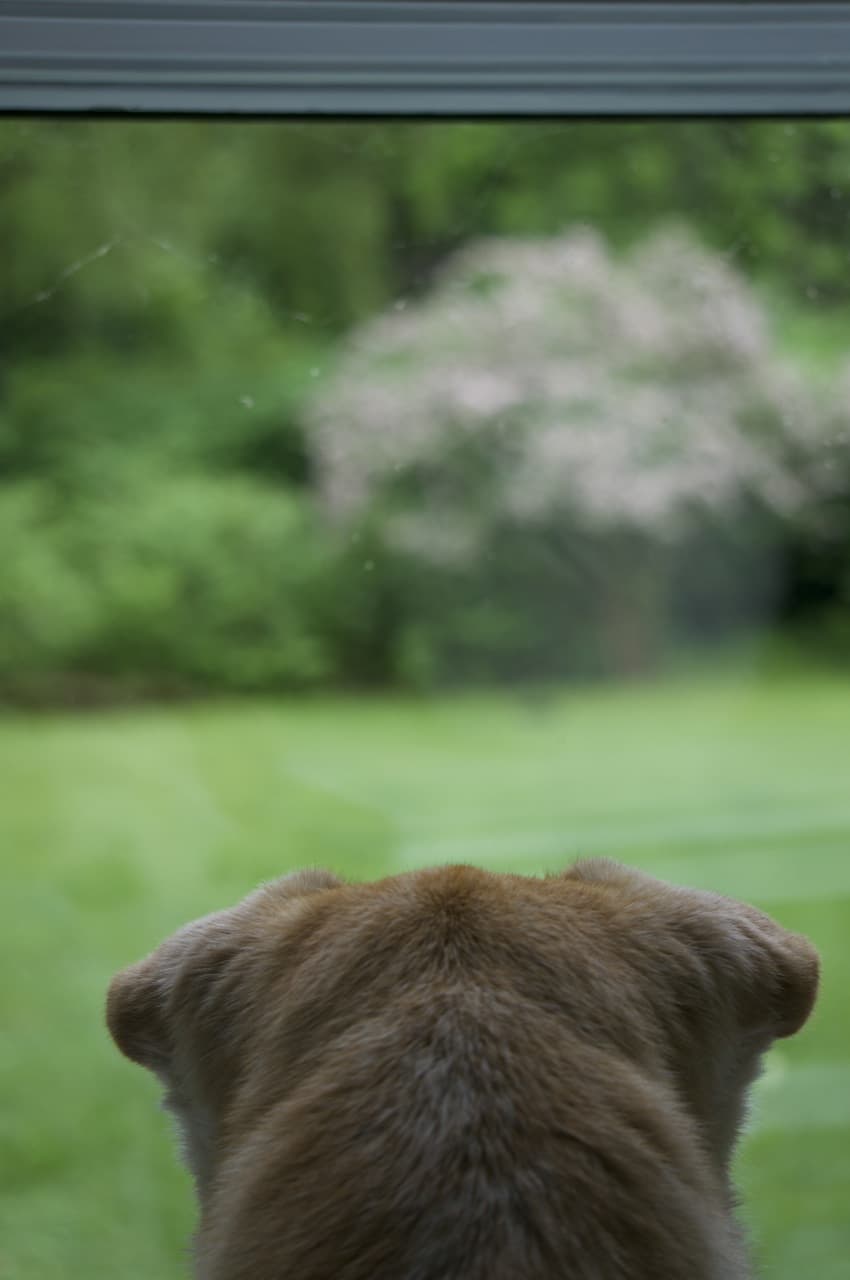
top-left (2, 2), bottom-right (850, 117)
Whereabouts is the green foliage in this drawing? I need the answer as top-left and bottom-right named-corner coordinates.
top-left (0, 485), bottom-right (97, 685)
top-left (1, 119), bottom-right (850, 700)
top-left (73, 475), bottom-right (332, 692)
top-left (0, 346), bottom-right (317, 492)
top-left (6, 119), bottom-right (850, 364)
top-left (0, 477), bottom-right (333, 699)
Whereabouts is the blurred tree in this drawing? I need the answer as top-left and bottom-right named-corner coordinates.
top-left (2, 119), bottom-right (849, 698)
top-left (306, 227), bottom-right (845, 683)
top-left (4, 118), bottom-right (850, 368)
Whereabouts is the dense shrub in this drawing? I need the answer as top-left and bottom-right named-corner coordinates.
top-left (75, 475), bottom-right (332, 692)
top-left (0, 298), bottom-right (320, 494)
top-left (0, 486), bottom-right (97, 692)
top-left (0, 476), bottom-right (333, 700)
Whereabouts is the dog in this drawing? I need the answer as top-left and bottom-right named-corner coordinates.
top-left (107, 859), bottom-right (819, 1279)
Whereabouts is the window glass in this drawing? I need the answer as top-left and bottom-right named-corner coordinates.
top-left (1, 119), bottom-right (848, 1278)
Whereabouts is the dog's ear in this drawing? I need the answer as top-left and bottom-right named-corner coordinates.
top-left (105, 912), bottom-right (227, 1074)
top-left (107, 954), bottom-right (170, 1072)
top-left (637, 875), bottom-right (820, 1045)
top-left (566, 859), bottom-right (819, 1043)
top-left (692, 895), bottom-right (820, 1042)
top-left (106, 869), bottom-right (343, 1075)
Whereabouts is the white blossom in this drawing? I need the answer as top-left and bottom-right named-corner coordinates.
top-left (305, 226), bottom-right (834, 563)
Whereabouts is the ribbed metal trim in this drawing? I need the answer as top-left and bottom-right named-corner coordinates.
top-left (2, 3), bottom-right (850, 116)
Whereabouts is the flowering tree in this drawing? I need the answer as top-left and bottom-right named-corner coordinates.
top-left (305, 227), bottom-right (840, 682)
top-left (309, 228), bottom-right (828, 542)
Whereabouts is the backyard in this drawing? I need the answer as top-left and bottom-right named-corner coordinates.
top-left (2, 117), bottom-right (850, 1278)
top-left (1, 660), bottom-right (849, 1279)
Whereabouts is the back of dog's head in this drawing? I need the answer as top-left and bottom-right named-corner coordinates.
top-left (107, 861), bottom-right (819, 1280)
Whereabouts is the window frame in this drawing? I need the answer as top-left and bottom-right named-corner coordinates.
top-left (3, 2), bottom-right (850, 118)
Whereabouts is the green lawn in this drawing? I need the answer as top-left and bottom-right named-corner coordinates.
top-left (1, 664), bottom-right (849, 1279)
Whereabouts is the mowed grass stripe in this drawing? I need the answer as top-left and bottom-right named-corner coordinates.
top-left (396, 816), bottom-right (850, 881)
top-left (753, 1060), bottom-right (850, 1133)
top-left (273, 670), bottom-right (850, 847)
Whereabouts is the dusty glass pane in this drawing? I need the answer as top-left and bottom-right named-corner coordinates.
top-left (1, 119), bottom-right (848, 1279)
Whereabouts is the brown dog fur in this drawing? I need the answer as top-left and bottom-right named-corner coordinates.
top-left (107, 860), bottom-right (819, 1279)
